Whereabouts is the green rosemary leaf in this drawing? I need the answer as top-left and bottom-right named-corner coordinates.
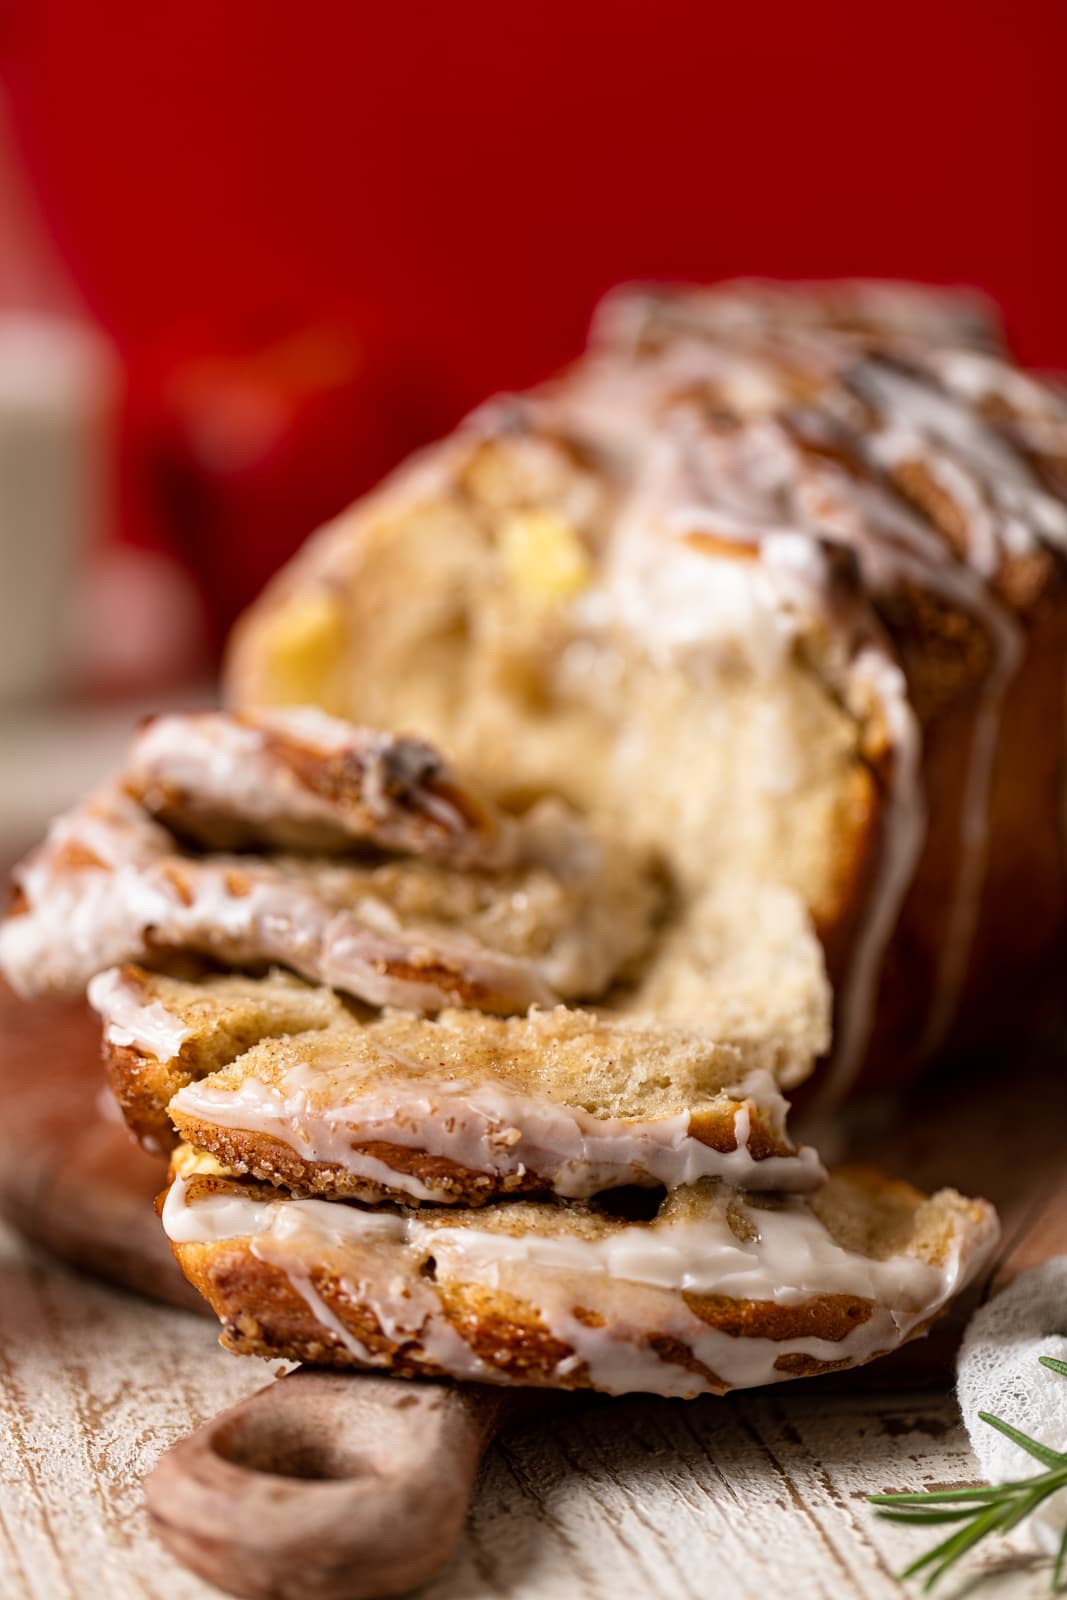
top-left (871, 1361), bottom-right (1067, 1591)
top-left (871, 1469), bottom-right (1067, 1513)
top-left (978, 1411), bottom-right (1067, 1470)
top-left (899, 1504), bottom-right (1001, 1579)
top-left (992, 1468), bottom-right (1067, 1496)
top-left (997, 1487), bottom-right (1049, 1536)
top-left (874, 1507), bottom-right (988, 1526)
top-left (1053, 1516), bottom-right (1067, 1592)
top-left (917, 1502), bottom-right (1015, 1590)
top-left (869, 1487), bottom-right (1006, 1506)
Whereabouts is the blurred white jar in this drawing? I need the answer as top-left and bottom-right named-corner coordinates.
top-left (0, 314), bottom-right (116, 702)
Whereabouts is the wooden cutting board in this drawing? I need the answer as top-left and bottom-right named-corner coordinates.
top-left (0, 982), bottom-right (204, 1313)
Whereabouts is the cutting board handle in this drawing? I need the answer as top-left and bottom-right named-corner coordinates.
top-left (145, 1369), bottom-right (508, 1600)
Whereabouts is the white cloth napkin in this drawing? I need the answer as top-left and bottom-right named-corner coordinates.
top-left (957, 1258), bottom-right (1067, 1556)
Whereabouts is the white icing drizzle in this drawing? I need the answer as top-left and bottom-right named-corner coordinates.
top-left (87, 967), bottom-right (192, 1059)
top-left (803, 470), bottom-right (986, 1070)
top-left (558, 384), bottom-right (932, 1089)
top-left (280, 1266), bottom-right (379, 1364)
top-left (929, 351), bottom-right (1067, 494)
top-left (844, 370), bottom-right (1031, 1060)
top-left (168, 1061), bottom-right (827, 1200)
top-left (918, 608), bottom-right (1022, 1056)
top-left (162, 1179), bottom-right (497, 1381)
top-left (824, 649), bottom-right (926, 1098)
top-left (801, 471), bottom-right (1023, 1085)
top-left (873, 358), bottom-right (1067, 556)
top-left (746, 410), bottom-right (1028, 1060)
top-left (556, 305), bottom-right (1059, 1085)
top-left (162, 1176), bottom-right (999, 1398)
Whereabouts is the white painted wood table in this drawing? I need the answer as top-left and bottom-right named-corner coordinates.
top-left (0, 1218), bottom-right (1048, 1600)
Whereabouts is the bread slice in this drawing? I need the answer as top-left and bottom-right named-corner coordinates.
top-left (94, 965), bottom-right (825, 1198)
top-left (162, 1153), bottom-right (998, 1397)
top-left (90, 964), bottom-right (354, 1151)
top-left (124, 707), bottom-right (512, 865)
top-left (2, 773), bottom-right (661, 1014)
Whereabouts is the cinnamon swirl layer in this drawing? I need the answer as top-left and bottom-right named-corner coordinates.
top-left (1, 723), bottom-right (661, 1016)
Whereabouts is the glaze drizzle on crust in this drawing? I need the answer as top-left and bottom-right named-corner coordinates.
top-left (91, 965), bottom-right (827, 1199)
top-left (125, 707), bottom-right (513, 866)
top-left (565, 294), bottom-right (1064, 1092)
top-left (591, 280), bottom-right (1006, 358)
top-left (1, 773), bottom-right (661, 1015)
top-left (162, 1161), bottom-right (999, 1397)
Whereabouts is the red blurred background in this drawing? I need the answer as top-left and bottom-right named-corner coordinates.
top-left (1, 0), bottom-right (1065, 660)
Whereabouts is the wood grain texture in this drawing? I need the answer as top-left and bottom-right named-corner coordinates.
top-left (0, 1215), bottom-right (1053, 1600)
top-left (0, 984), bottom-right (200, 1311)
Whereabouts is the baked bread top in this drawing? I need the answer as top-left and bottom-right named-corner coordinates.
top-left (163, 1153), bottom-right (999, 1396)
top-left (589, 279), bottom-right (1007, 354)
top-left (225, 280), bottom-right (1067, 1097)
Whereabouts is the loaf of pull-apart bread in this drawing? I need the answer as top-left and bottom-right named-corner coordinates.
top-left (226, 281), bottom-right (1067, 1098)
top-left (0, 705), bottom-right (999, 1392)
top-left (3, 278), bottom-right (1046, 1396)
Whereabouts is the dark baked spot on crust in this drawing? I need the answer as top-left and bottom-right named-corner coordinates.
top-left (688, 1107), bottom-right (795, 1160)
top-left (773, 1351), bottom-right (858, 1378)
top-left (646, 1336), bottom-right (726, 1392)
top-left (6, 885), bottom-right (29, 918)
top-left (682, 1290), bottom-right (872, 1343)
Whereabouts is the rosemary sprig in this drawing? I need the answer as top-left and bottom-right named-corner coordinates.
top-left (869, 1357), bottom-right (1067, 1592)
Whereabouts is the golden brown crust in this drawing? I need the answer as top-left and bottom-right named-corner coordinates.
top-left (196, 1248), bottom-right (581, 1383)
top-left (681, 1291), bottom-right (872, 1343)
top-left (176, 1229), bottom-right (882, 1394)
top-left (166, 1121), bottom-right (547, 1206)
top-left (101, 963), bottom-right (351, 1152)
top-left (107, 1041), bottom-right (188, 1151)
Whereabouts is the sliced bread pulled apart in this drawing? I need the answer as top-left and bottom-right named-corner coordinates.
top-left (0, 717), bottom-right (662, 1015)
top-left (94, 965), bottom-right (825, 1200)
